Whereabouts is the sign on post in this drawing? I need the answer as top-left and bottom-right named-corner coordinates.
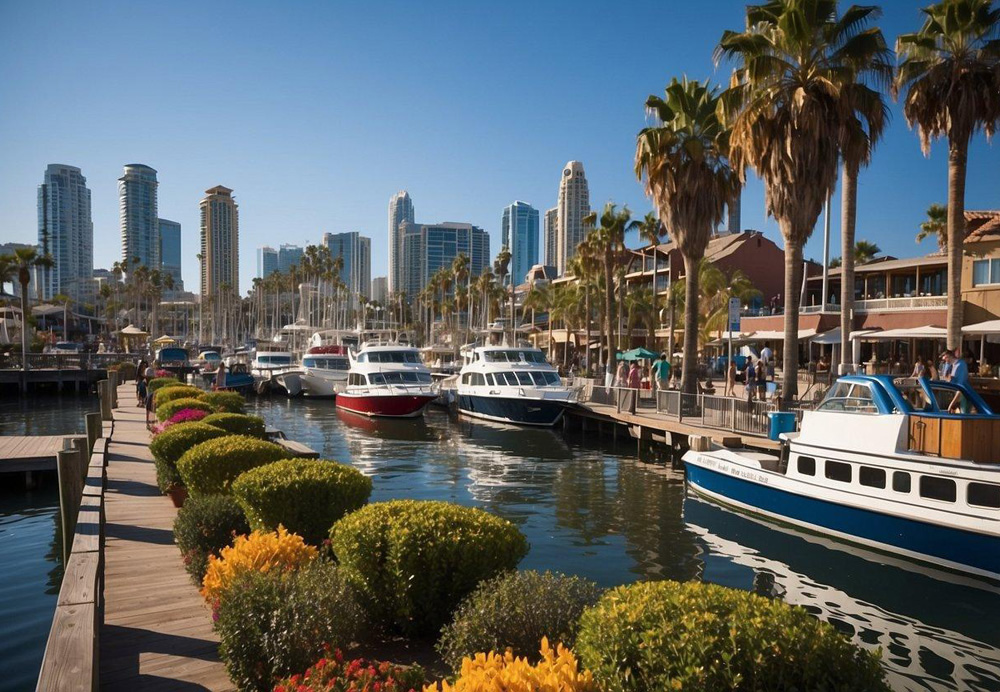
top-left (728, 298), bottom-right (741, 333)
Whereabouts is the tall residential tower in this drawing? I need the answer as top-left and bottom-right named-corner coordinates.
top-left (257, 246), bottom-right (278, 278)
top-left (37, 164), bottom-right (94, 303)
top-left (543, 207), bottom-right (558, 269)
top-left (555, 161), bottom-right (590, 276)
top-left (501, 201), bottom-right (539, 286)
top-left (387, 191), bottom-right (414, 294)
top-left (119, 164), bottom-right (159, 269)
top-left (199, 186), bottom-right (239, 297)
top-left (323, 231), bottom-right (372, 300)
top-left (158, 219), bottom-right (183, 291)
top-left (400, 222), bottom-right (489, 301)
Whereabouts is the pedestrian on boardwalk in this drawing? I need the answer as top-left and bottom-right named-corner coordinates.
top-left (627, 361), bottom-right (642, 413)
top-left (615, 358), bottom-right (628, 387)
top-left (135, 358), bottom-right (147, 403)
top-left (214, 360), bottom-right (227, 390)
top-left (745, 355), bottom-right (758, 402)
top-left (653, 353), bottom-right (671, 393)
top-left (760, 342), bottom-right (773, 381)
top-left (725, 360), bottom-right (736, 397)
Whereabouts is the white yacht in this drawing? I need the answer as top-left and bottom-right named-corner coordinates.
top-left (273, 347), bottom-right (350, 398)
top-left (335, 342), bottom-right (437, 418)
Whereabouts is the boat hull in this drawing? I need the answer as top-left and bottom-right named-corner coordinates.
top-left (685, 460), bottom-right (1000, 581)
top-left (273, 371), bottom-right (303, 397)
top-left (336, 393), bottom-right (435, 418)
top-left (457, 394), bottom-right (565, 427)
top-left (300, 372), bottom-right (344, 398)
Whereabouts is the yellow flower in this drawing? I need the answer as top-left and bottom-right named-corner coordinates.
top-left (201, 525), bottom-right (317, 603)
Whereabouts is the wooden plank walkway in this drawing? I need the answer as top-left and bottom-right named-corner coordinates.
top-left (0, 435), bottom-right (66, 472)
top-left (100, 386), bottom-right (234, 691)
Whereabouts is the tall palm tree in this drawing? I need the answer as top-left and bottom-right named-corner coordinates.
top-left (916, 202), bottom-right (949, 249)
top-left (493, 247), bottom-right (512, 341)
top-left (636, 77), bottom-right (739, 394)
top-left (830, 239), bottom-right (882, 267)
top-left (452, 253), bottom-right (470, 349)
top-left (12, 248), bottom-right (53, 371)
top-left (636, 212), bottom-right (664, 320)
top-left (895, 0), bottom-right (1000, 348)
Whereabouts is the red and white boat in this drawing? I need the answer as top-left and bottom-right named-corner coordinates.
top-left (335, 342), bottom-right (437, 418)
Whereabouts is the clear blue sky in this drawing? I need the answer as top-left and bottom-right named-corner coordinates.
top-left (1, 0), bottom-right (997, 294)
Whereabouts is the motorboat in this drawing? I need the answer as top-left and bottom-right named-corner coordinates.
top-left (683, 375), bottom-right (1000, 581)
top-left (273, 346), bottom-right (350, 398)
top-left (335, 342), bottom-right (437, 418)
top-left (455, 345), bottom-right (576, 427)
top-left (197, 350), bottom-right (222, 373)
top-left (214, 362), bottom-right (255, 394)
top-left (156, 345), bottom-right (197, 377)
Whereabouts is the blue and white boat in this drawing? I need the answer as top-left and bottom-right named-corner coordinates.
top-left (683, 375), bottom-right (1000, 581)
top-left (456, 345), bottom-right (575, 427)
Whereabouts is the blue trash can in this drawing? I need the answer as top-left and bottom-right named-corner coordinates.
top-left (767, 412), bottom-right (796, 441)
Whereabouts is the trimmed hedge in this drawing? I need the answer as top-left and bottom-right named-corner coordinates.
top-left (149, 422), bottom-right (228, 493)
top-left (202, 412), bottom-right (267, 439)
top-left (108, 362), bottom-right (137, 381)
top-left (438, 570), bottom-right (601, 672)
top-left (576, 580), bottom-right (889, 692)
top-left (232, 458), bottom-right (372, 545)
top-left (173, 495), bottom-right (250, 583)
top-left (329, 500), bottom-right (528, 636)
top-left (147, 376), bottom-right (180, 393)
top-left (177, 435), bottom-right (291, 496)
top-left (199, 390), bottom-right (246, 413)
top-left (154, 384), bottom-right (203, 407)
top-left (156, 397), bottom-right (214, 422)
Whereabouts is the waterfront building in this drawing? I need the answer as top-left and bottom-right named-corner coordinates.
top-left (199, 185), bottom-right (239, 297)
top-left (501, 201), bottom-right (539, 287)
top-left (322, 231), bottom-right (372, 300)
top-left (400, 222), bottom-right (489, 300)
top-left (388, 190), bottom-right (415, 294)
top-left (37, 164), bottom-right (94, 304)
top-left (257, 246), bottom-right (278, 278)
top-left (119, 164), bottom-right (159, 269)
top-left (543, 207), bottom-right (558, 269)
top-left (158, 219), bottom-right (183, 292)
top-left (278, 244), bottom-right (303, 273)
top-left (371, 276), bottom-right (388, 304)
top-left (555, 161), bottom-right (590, 276)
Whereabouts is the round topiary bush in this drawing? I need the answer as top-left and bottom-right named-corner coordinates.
top-left (154, 384), bottom-right (203, 407)
top-left (177, 435), bottom-right (291, 496)
top-left (232, 458), bottom-right (372, 545)
top-left (438, 570), bottom-right (601, 672)
top-left (199, 390), bottom-right (246, 413)
top-left (201, 412), bottom-right (267, 438)
top-left (216, 560), bottom-right (366, 692)
top-left (147, 376), bottom-right (180, 393)
top-left (150, 422), bottom-right (228, 493)
top-left (173, 495), bottom-right (250, 583)
top-left (575, 580), bottom-right (889, 692)
top-left (329, 500), bottom-right (529, 636)
top-left (156, 397), bottom-right (215, 422)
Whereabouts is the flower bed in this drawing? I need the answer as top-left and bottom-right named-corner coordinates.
top-left (275, 652), bottom-right (425, 692)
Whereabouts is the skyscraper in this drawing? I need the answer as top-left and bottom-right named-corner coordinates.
top-left (726, 193), bottom-right (742, 234)
top-left (371, 276), bottom-right (388, 304)
top-left (257, 246), bottom-right (278, 278)
top-left (322, 231), bottom-right (372, 300)
top-left (387, 191), bottom-right (414, 294)
top-left (37, 164), bottom-right (94, 304)
top-left (119, 164), bottom-right (159, 269)
top-left (555, 161), bottom-right (590, 276)
top-left (400, 222), bottom-right (489, 301)
top-left (543, 207), bottom-right (558, 268)
top-left (278, 244), bottom-right (303, 273)
top-left (199, 186), bottom-right (239, 297)
top-left (159, 219), bottom-right (183, 291)
top-left (501, 201), bottom-right (539, 286)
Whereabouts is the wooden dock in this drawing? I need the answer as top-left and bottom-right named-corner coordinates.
top-left (99, 387), bottom-right (233, 691)
top-left (0, 435), bottom-right (67, 472)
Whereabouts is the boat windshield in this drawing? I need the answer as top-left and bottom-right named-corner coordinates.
top-left (484, 350), bottom-right (547, 363)
top-left (816, 381), bottom-right (880, 414)
top-left (258, 355), bottom-right (291, 365)
top-left (368, 371), bottom-right (432, 385)
top-left (488, 370), bottom-right (561, 386)
top-left (361, 351), bottom-right (420, 364)
top-left (158, 348), bottom-right (187, 362)
top-left (303, 357), bottom-right (349, 370)
top-left (925, 382), bottom-right (983, 415)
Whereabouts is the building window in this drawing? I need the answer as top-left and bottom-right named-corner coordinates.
top-left (892, 471), bottom-right (911, 493)
top-left (919, 476), bottom-right (956, 503)
top-left (972, 259), bottom-right (1000, 286)
top-left (797, 456), bottom-right (815, 476)
top-left (825, 460), bottom-right (852, 483)
top-left (859, 466), bottom-right (886, 489)
top-left (968, 482), bottom-right (1000, 509)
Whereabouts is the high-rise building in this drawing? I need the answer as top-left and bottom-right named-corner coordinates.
top-left (387, 190), bottom-right (414, 294)
top-left (119, 164), bottom-right (159, 269)
top-left (726, 193), bottom-right (742, 234)
top-left (501, 201), bottom-right (539, 286)
top-left (322, 231), bottom-right (372, 300)
top-left (555, 161), bottom-right (590, 276)
top-left (400, 222), bottom-right (489, 301)
top-left (257, 246), bottom-right (279, 278)
top-left (371, 276), bottom-right (388, 304)
top-left (37, 164), bottom-right (94, 304)
top-left (278, 244), bottom-right (303, 273)
top-left (159, 219), bottom-right (183, 291)
top-left (543, 207), bottom-right (558, 268)
top-left (199, 186), bottom-right (239, 297)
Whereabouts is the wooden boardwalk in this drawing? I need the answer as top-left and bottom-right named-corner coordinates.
top-left (0, 435), bottom-right (66, 472)
top-left (99, 387), bottom-right (234, 691)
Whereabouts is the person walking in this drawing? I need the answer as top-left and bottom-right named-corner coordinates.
top-left (725, 360), bottom-right (737, 397)
top-left (214, 360), bottom-right (227, 390)
top-left (627, 360), bottom-right (642, 413)
top-left (745, 355), bottom-right (758, 403)
top-left (615, 358), bottom-right (628, 388)
top-left (653, 353), bottom-right (671, 393)
top-left (760, 342), bottom-right (773, 381)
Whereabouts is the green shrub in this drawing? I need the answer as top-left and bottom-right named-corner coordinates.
top-left (201, 412), bottom-right (266, 438)
top-left (108, 362), bottom-right (137, 381)
top-left (438, 570), bottom-right (601, 672)
top-left (232, 458), bottom-right (371, 545)
top-left (215, 560), bottom-right (366, 692)
top-left (149, 422), bottom-right (228, 493)
top-left (154, 384), bottom-right (203, 406)
top-left (173, 495), bottom-right (250, 583)
top-left (198, 390), bottom-right (246, 413)
top-left (576, 580), bottom-right (889, 692)
top-left (177, 435), bottom-right (291, 496)
top-left (329, 500), bottom-right (528, 636)
top-left (147, 376), bottom-right (180, 393)
top-left (156, 397), bottom-right (214, 422)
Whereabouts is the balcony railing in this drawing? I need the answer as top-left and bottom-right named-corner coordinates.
top-left (800, 295), bottom-right (947, 314)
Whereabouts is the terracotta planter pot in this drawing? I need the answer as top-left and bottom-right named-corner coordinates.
top-left (166, 485), bottom-right (188, 508)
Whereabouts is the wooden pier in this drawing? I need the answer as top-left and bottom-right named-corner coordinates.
top-left (0, 435), bottom-right (68, 472)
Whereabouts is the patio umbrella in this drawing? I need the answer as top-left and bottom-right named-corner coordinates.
top-left (153, 334), bottom-right (176, 345)
top-left (119, 324), bottom-right (149, 336)
top-left (622, 347), bottom-right (659, 361)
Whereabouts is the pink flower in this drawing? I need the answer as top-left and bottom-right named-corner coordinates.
top-left (168, 408), bottom-right (208, 424)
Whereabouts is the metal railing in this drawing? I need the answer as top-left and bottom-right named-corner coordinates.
top-left (0, 352), bottom-right (137, 371)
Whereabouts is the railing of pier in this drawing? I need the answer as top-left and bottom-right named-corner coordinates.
top-left (0, 352), bottom-right (137, 371)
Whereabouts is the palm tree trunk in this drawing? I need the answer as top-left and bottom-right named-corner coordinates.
top-left (19, 272), bottom-right (29, 373)
top-left (781, 239), bottom-right (804, 404)
top-left (946, 136), bottom-right (968, 351)
top-left (681, 255), bottom-right (700, 395)
top-left (840, 161), bottom-right (858, 373)
top-left (604, 256), bottom-right (615, 378)
top-left (584, 289), bottom-right (591, 376)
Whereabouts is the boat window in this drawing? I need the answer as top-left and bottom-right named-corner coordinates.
top-left (544, 372), bottom-right (561, 385)
top-left (919, 476), bottom-right (956, 503)
top-left (825, 460), bottom-right (852, 483)
top-left (530, 372), bottom-right (548, 386)
top-left (485, 373), bottom-right (495, 386)
top-left (892, 471), bottom-right (911, 493)
top-left (368, 351), bottom-right (420, 364)
top-left (816, 381), bottom-right (878, 414)
top-left (926, 384), bottom-right (979, 415)
top-left (369, 373), bottom-right (386, 385)
top-left (471, 373), bottom-right (485, 386)
top-left (515, 372), bottom-right (533, 385)
top-left (968, 482), bottom-right (1000, 509)
top-left (859, 466), bottom-right (886, 489)
top-left (522, 351), bottom-right (546, 363)
top-left (797, 456), bottom-right (815, 476)
top-left (896, 382), bottom-right (933, 412)
top-left (259, 355), bottom-right (291, 365)
top-left (462, 373), bottom-right (472, 385)
top-left (497, 372), bottom-right (517, 385)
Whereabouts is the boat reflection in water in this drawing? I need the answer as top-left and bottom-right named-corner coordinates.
top-left (684, 496), bottom-right (1000, 692)
top-left (335, 407), bottom-right (439, 441)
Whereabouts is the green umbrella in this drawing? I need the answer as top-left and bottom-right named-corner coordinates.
top-left (622, 347), bottom-right (659, 361)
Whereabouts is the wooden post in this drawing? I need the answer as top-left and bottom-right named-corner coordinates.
top-left (99, 380), bottom-right (112, 421)
top-left (108, 370), bottom-right (118, 408)
top-left (56, 446), bottom-right (82, 563)
top-left (70, 436), bottom-right (89, 483)
top-left (85, 412), bottom-right (101, 454)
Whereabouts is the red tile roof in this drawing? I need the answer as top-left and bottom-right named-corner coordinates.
top-left (965, 210), bottom-right (1000, 243)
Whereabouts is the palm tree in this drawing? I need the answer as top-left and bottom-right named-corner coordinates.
top-left (54, 293), bottom-right (72, 342)
top-left (636, 212), bottom-right (664, 318)
top-left (916, 202), bottom-right (949, 249)
top-left (452, 253), bottom-right (470, 349)
top-left (626, 287), bottom-right (657, 349)
top-left (493, 246), bottom-right (512, 341)
top-left (895, 0), bottom-right (1000, 348)
top-left (830, 239), bottom-right (882, 267)
top-left (12, 248), bottom-right (53, 371)
top-left (636, 77), bottom-right (739, 394)
top-left (0, 254), bottom-right (14, 296)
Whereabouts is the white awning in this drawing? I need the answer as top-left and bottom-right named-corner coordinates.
top-left (748, 328), bottom-right (817, 341)
top-left (963, 320), bottom-right (1000, 335)
top-left (811, 328), bottom-right (841, 345)
top-left (857, 325), bottom-right (947, 340)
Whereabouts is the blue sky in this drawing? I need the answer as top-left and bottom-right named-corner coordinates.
top-left (1, 0), bottom-right (997, 294)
